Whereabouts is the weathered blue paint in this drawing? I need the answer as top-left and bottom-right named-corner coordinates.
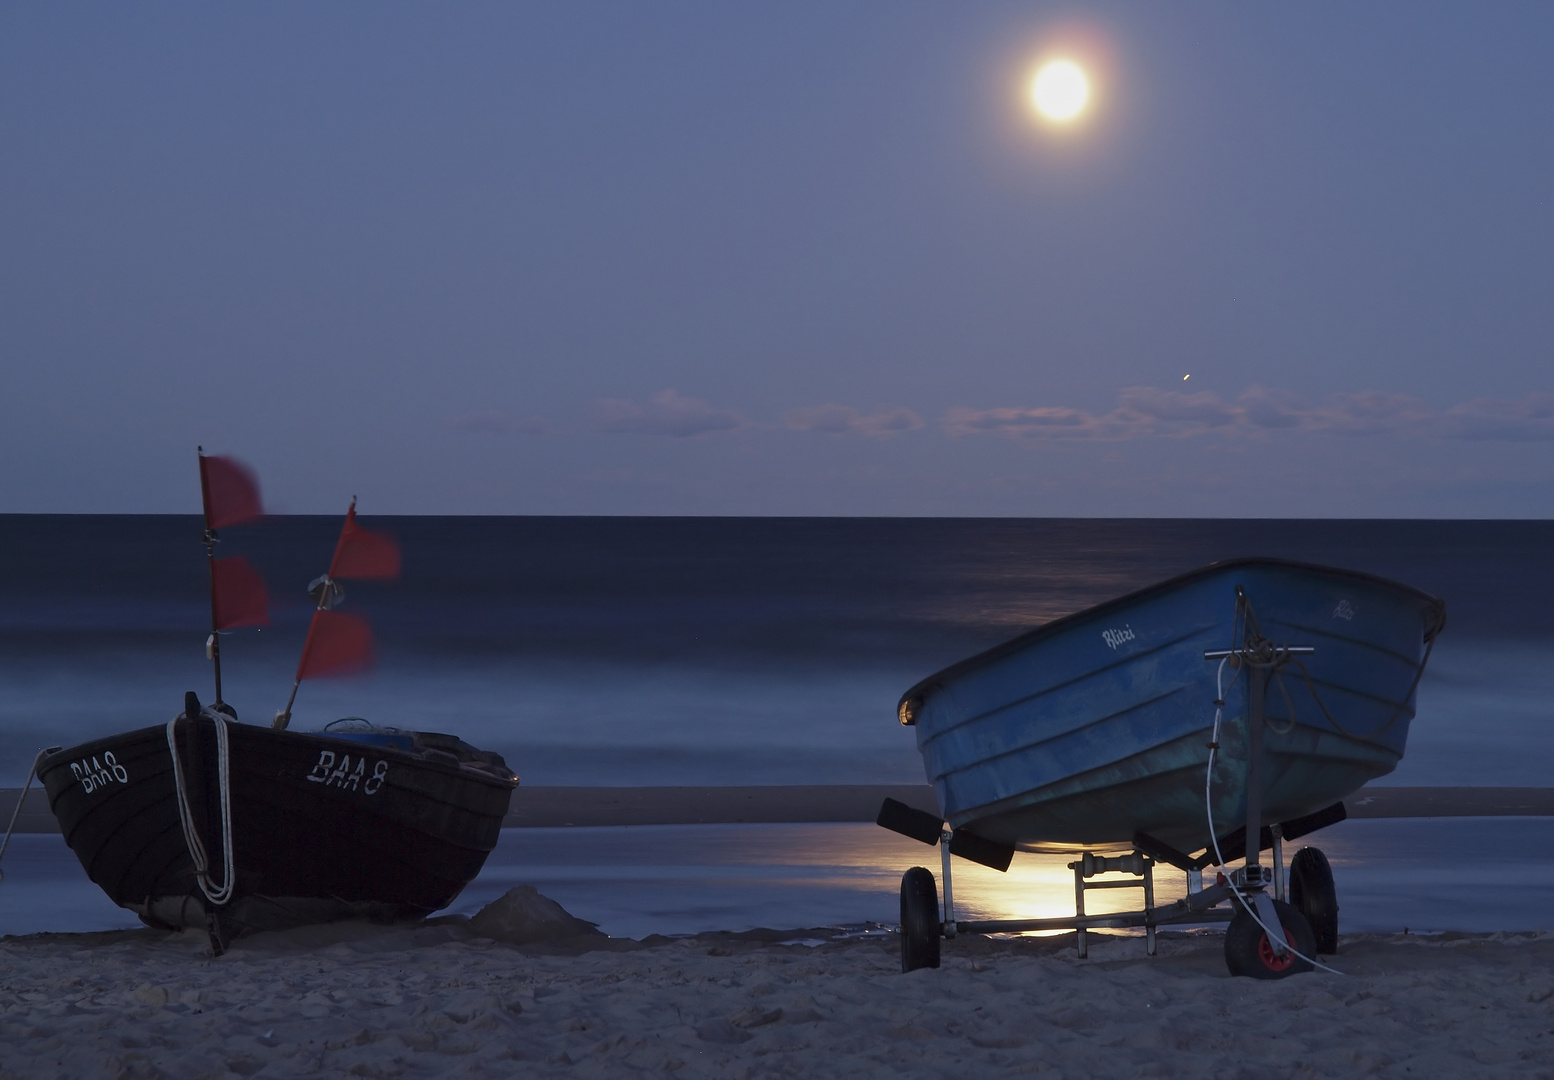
top-left (899, 559), bottom-right (1446, 856)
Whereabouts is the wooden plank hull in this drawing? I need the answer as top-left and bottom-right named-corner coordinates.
top-left (40, 720), bottom-right (515, 933)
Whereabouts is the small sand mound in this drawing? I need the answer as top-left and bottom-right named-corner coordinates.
top-left (468, 885), bottom-right (605, 945)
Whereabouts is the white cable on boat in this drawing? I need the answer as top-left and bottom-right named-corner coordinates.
top-left (166, 710), bottom-right (235, 907)
top-left (1204, 656), bottom-right (1344, 977)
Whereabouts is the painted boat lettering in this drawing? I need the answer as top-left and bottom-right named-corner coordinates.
top-left (1333, 599), bottom-right (1355, 621)
top-left (306, 750), bottom-right (388, 795)
top-left (70, 752), bottom-right (129, 795)
top-left (1101, 625), bottom-right (1136, 650)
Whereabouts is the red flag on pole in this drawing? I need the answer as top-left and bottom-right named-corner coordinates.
top-left (211, 556), bottom-right (270, 629)
top-left (199, 454), bottom-right (264, 529)
top-left (295, 610), bottom-right (376, 680)
top-left (328, 504), bottom-right (400, 580)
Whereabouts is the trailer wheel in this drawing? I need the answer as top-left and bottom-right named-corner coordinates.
top-left (900, 867), bottom-right (941, 973)
top-left (1224, 898), bottom-right (1315, 979)
top-left (1289, 846), bottom-right (1339, 954)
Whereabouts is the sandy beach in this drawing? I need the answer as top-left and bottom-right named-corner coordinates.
top-left (4, 892), bottom-right (1554, 1080)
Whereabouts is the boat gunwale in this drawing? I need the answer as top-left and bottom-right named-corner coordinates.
top-left (40, 722), bottom-right (519, 793)
top-left (39, 723), bottom-right (509, 912)
top-left (899, 556), bottom-right (1447, 712)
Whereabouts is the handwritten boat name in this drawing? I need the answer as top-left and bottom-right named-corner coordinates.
top-left (306, 750), bottom-right (388, 795)
top-left (70, 752), bottom-right (129, 795)
top-left (1101, 625), bottom-right (1136, 650)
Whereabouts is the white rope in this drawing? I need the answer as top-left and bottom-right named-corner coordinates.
top-left (166, 710), bottom-right (235, 906)
top-left (1205, 657), bottom-right (1344, 976)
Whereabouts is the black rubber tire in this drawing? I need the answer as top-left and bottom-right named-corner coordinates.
top-left (899, 867), bottom-right (941, 973)
top-left (1289, 846), bottom-right (1340, 954)
top-left (1224, 897), bottom-right (1317, 979)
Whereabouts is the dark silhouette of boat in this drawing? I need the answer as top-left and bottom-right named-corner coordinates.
top-left (34, 453), bottom-right (518, 951)
top-left (39, 706), bottom-right (517, 947)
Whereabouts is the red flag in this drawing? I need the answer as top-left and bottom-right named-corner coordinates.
top-left (328, 504), bottom-right (400, 580)
top-left (211, 556), bottom-right (269, 629)
top-left (295, 610), bottom-right (376, 680)
top-left (199, 454), bottom-right (264, 529)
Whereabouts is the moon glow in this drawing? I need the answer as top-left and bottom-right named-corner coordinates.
top-left (1030, 60), bottom-right (1090, 122)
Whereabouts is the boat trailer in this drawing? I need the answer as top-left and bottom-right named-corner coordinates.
top-left (879, 643), bottom-right (1345, 979)
top-left (881, 795), bottom-right (1343, 976)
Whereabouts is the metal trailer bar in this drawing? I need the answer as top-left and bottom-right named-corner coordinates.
top-left (939, 829), bottom-right (956, 935)
top-left (1271, 822), bottom-right (1286, 901)
top-left (1202, 646), bottom-right (1314, 659)
top-left (948, 868), bottom-right (1239, 944)
top-left (1203, 634), bottom-right (1316, 960)
top-left (956, 906), bottom-right (1234, 936)
top-left (1071, 852), bottom-right (1158, 956)
top-left (1244, 663), bottom-right (1265, 875)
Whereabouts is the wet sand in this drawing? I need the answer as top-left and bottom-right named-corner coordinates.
top-left (4, 916), bottom-right (1554, 1078)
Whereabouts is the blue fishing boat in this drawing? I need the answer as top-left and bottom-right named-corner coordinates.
top-left (900, 558), bottom-right (1444, 855)
top-left (879, 558), bottom-right (1445, 978)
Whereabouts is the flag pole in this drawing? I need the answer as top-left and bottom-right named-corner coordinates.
top-left (273, 579), bottom-right (325, 731)
top-left (272, 498), bottom-right (355, 731)
top-left (273, 679), bottom-right (302, 731)
top-left (197, 447), bottom-right (226, 709)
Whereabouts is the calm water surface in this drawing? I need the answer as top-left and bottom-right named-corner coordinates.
top-left (1, 516), bottom-right (1551, 936)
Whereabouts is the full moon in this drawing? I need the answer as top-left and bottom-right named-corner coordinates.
top-left (1030, 60), bottom-right (1090, 122)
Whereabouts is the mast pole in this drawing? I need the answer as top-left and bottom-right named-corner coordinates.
top-left (271, 570), bottom-right (330, 730)
top-left (273, 500), bottom-right (352, 730)
top-left (198, 447), bottom-right (225, 708)
top-left (274, 679), bottom-right (301, 730)
top-left (206, 527), bottom-right (223, 706)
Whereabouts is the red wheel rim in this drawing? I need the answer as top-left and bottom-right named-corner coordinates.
top-left (1258, 928), bottom-right (1298, 972)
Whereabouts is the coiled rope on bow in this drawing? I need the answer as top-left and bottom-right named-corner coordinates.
top-left (166, 710), bottom-right (235, 906)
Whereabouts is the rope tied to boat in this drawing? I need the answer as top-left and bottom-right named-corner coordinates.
top-left (1216, 594), bottom-right (1301, 733)
top-left (1285, 638), bottom-right (1436, 743)
top-left (1204, 656), bottom-right (1344, 977)
top-left (1234, 588), bottom-right (1435, 746)
top-left (166, 709), bottom-right (235, 907)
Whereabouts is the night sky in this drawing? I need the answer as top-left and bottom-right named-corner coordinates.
top-left (4, 3), bottom-right (1551, 516)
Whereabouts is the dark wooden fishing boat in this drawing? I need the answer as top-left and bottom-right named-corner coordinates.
top-left (39, 709), bottom-right (517, 943)
top-left (33, 452), bottom-right (519, 951)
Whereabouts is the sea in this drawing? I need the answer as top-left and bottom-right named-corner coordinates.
top-left (1, 516), bottom-right (1552, 941)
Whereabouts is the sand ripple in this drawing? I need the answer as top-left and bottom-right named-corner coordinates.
top-left (4, 922), bottom-right (1554, 1078)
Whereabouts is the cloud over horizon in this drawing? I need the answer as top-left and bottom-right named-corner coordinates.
top-left (784, 403), bottom-right (924, 438)
top-left (591, 390), bottom-right (745, 438)
top-left (945, 387), bottom-right (1554, 443)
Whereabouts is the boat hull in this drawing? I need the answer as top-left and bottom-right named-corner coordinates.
top-left (901, 559), bottom-right (1446, 856)
top-left (40, 719), bottom-right (516, 934)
